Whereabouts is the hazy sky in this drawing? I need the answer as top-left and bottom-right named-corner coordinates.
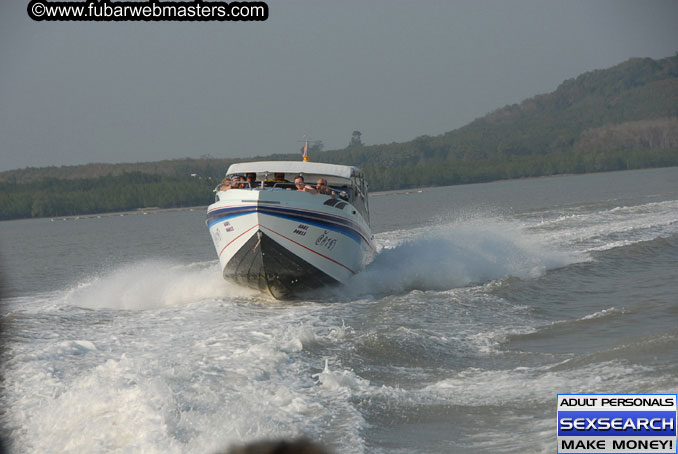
top-left (1, 0), bottom-right (676, 171)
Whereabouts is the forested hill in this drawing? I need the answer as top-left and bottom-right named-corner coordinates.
top-left (2, 55), bottom-right (677, 219)
top-left (309, 54), bottom-right (678, 189)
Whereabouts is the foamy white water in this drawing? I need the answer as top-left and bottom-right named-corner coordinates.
top-left (523, 199), bottom-right (678, 252)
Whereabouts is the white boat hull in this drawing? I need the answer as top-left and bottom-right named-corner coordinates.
top-left (207, 188), bottom-right (375, 298)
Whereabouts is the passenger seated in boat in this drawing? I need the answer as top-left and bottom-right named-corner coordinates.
top-left (316, 178), bottom-right (335, 198)
top-left (294, 176), bottom-right (318, 193)
top-left (219, 178), bottom-right (231, 191)
top-left (273, 172), bottom-right (288, 183)
top-left (246, 172), bottom-right (257, 189)
top-left (231, 175), bottom-right (244, 189)
top-left (264, 172), bottom-right (291, 189)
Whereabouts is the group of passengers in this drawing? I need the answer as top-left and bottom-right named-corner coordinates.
top-left (218, 173), bottom-right (256, 191)
top-left (294, 176), bottom-right (334, 196)
top-left (219, 173), bottom-right (336, 198)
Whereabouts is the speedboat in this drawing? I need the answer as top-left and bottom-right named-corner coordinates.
top-left (206, 160), bottom-right (376, 299)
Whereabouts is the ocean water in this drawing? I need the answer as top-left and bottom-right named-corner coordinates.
top-left (1, 167), bottom-right (677, 453)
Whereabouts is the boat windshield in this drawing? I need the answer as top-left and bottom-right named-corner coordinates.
top-left (217, 170), bottom-right (370, 222)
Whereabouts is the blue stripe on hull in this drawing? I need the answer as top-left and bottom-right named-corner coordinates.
top-left (207, 205), bottom-right (369, 244)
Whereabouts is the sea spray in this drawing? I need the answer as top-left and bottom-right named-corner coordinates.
top-left (64, 259), bottom-right (258, 310)
top-left (338, 216), bottom-right (580, 297)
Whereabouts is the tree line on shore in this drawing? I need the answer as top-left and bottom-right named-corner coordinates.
top-left (0, 173), bottom-right (211, 220)
top-left (1, 145), bottom-right (676, 220)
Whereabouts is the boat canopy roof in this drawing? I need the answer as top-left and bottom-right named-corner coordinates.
top-left (226, 161), bottom-right (361, 180)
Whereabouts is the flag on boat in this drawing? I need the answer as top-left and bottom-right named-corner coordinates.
top-left (302, 140), bottom-right (309, 161)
